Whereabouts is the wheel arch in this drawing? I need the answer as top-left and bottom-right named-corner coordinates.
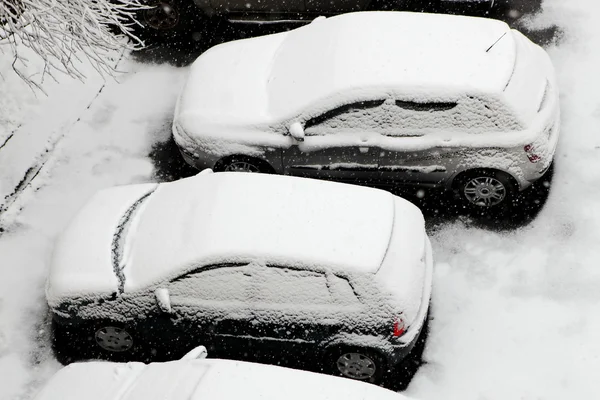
top-left (213, 154), bottom-right (276, 173)
top-left (320, 333), bottom-right (393, 356)
top-left (449, 167), bottom-right (522, 192)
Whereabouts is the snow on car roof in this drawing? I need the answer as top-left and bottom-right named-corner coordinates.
top-left (122, 173), bottom-right (422, 291)
top-left (268, 11), bottom-right (516, 117)
top-left (34, 358), bottom-right (412, 400)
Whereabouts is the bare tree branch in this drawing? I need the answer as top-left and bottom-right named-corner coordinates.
top-left (0, 0), bottom-right (149, 89)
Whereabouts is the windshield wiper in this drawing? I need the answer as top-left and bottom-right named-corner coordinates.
top-left (111, 188), bottom-right (156, 294)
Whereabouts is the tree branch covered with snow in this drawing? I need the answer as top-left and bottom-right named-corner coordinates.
top-left (0, 0), bottom-right (148, 89)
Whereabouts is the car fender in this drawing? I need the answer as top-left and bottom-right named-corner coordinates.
top-left (320, 333), bottom-right (394, 355)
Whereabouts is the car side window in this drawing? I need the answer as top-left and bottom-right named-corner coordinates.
top-left (327, 273), bottom-right (361, 306)
top-left (395, 100), bottom-right (458, 112)
top-left (167, 265), bottom-right (252, 303)
top-left (304, 100), bottom-right (385, 134)
top-left (253, 267), bottom-right (332, 306)
top-left (387, 96), bottom-right (521, 133)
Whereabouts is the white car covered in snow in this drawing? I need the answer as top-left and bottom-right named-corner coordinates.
top-left (47, 171), bottom-right (433, 383)
top-left (173, 11), bottom-right (559, 209)
top-left (34, 346), bottom-right (416, 400)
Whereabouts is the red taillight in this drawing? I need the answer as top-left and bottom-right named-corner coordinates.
top-left (524, 144), bottom-right (541, 163)
top-left (393, 317), bottom-right (406, 337)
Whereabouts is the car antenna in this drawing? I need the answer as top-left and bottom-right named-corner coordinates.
top-left (486, 32), bottom-right (508, 53)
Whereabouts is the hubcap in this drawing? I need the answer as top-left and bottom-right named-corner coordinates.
top-left (336, 352), bottom-right (377, 380)
top-left (463, 176), bottom-right (506, 207)
top-left (224, 161), bottom-right (260, 173)
top-left (144, 2), bottom-right (180, 30)
top-left (95, 326), bottom-right (133, 352)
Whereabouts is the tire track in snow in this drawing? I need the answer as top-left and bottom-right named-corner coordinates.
top-left (0, 51), bottom-right (127, 226)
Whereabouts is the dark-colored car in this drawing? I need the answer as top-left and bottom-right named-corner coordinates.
top-left (138, 0), bottom-right (496, 34)
top-left (48, 172), bottom-right (433, 383)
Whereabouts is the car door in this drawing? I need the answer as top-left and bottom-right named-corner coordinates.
top-left (305, 0), bottom-right (370, 13)
top-left (246, 267), bottom-right (364, 359)
top-left (212, 0), bottom-right (305, 13)
top-left (378, 100), bottom-right (460, 186)
top-left (166, 264), bottom-right (255, 357)
top-left (282, 100), bottom-right (384, 185)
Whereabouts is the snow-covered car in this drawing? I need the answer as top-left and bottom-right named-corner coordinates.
top-left (139, 0), bottom-right (495, 32)
top-left (47, 171), bottom-right (433, 383)
top-left (173, 11), bottom-right (560, 209)
top-left (34, 346), bottom-right (414, 400)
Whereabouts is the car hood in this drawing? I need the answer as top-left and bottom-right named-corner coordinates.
top-left (46, 183), bottom-right (157, 305)
top-left (175, 30), bottom-right (289, 132)
top-left (34, 358), bottom-right (412, 400)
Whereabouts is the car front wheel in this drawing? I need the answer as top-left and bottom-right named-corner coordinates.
top-left (94, 325), bottom-right (134, 353)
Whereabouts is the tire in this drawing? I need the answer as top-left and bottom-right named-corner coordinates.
top-left (51, 320), bottom-right (80, 365)
top-left (134, 0), bottom-right (206, 44)
top-left (214, 155), bottom-right (275, 174)
top-left (326, 346), bottom-right (388, 384)
top-left (454, 169), bottom-right (516, 210)
top-left (53, 320), bottom-right (142, 363)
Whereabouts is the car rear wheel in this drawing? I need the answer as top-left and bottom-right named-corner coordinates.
top-left (143, 1), bottom-right (181, 31)
top-left (326, 347), bottom-right (387, 383)
top-left (215, 155), bottom-right (275, 174)
top-left (133, 0), bottom-right (205, 43)
top-left (454, 169), bottom-right (516, 209)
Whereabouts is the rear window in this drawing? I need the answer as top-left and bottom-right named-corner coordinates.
top-left (395, 100), bottom-right (458, 112)
top-left (327, 273), bottom-right (361, 305)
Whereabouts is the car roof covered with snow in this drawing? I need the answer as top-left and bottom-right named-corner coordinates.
top-left (48, 172), bottom-right (425, 299)
top-left (33, 357), bottom-right (413, 400)
top-left (268, 11), bottom-right (515, 116)
top-left (177, 11), bottom-right (517, 126)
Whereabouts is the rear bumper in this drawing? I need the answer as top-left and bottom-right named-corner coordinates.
top-left (386, 237), bottom-right (433, 366)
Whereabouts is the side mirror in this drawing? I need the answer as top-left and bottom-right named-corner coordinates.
top-left (197, 168), bottom-right (214, 175)
top-left (181, 345), bottom-right (208, 360)
top-left (155, 288), bottom-right (171, 313)
top-left (289, 122), bottom-right (305, 142)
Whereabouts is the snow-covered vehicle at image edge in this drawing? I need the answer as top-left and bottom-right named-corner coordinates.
top-left (173, 11), bottom-right (560, 209)
top-left (47, 171), bottom-right (433, 384)
top-left (138, 0), bottom-right (496, 33)
top-left (33, 346), bottom-right (415, 400)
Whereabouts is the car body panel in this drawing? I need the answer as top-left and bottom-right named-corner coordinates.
top-left (34, 357), bottom-right (413, 400)
top-left (122, 172), bottom-right (400, 292)
top-left (47, 183), bottom-right (157, 305)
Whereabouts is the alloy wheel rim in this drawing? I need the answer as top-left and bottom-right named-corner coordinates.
top-left (224, 161), bottom-right (260, 173)
top-left (463, 176), bottom-right (506, 207)
top-left (144, 2), bottom-right (180, 30)
top-left (95, 326), bottom-right (133, 352)
top-left (336, 352), bottom-right (377, 380)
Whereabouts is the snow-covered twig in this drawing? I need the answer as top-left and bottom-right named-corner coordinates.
top-left (0, 0), bottom-right (149, 89)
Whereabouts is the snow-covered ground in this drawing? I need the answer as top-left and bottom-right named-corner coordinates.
top-left (1, 0), bottom-right (599, 399)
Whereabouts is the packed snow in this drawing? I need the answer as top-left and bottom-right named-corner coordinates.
top-left (1, 1), bottom-right (600, 399)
